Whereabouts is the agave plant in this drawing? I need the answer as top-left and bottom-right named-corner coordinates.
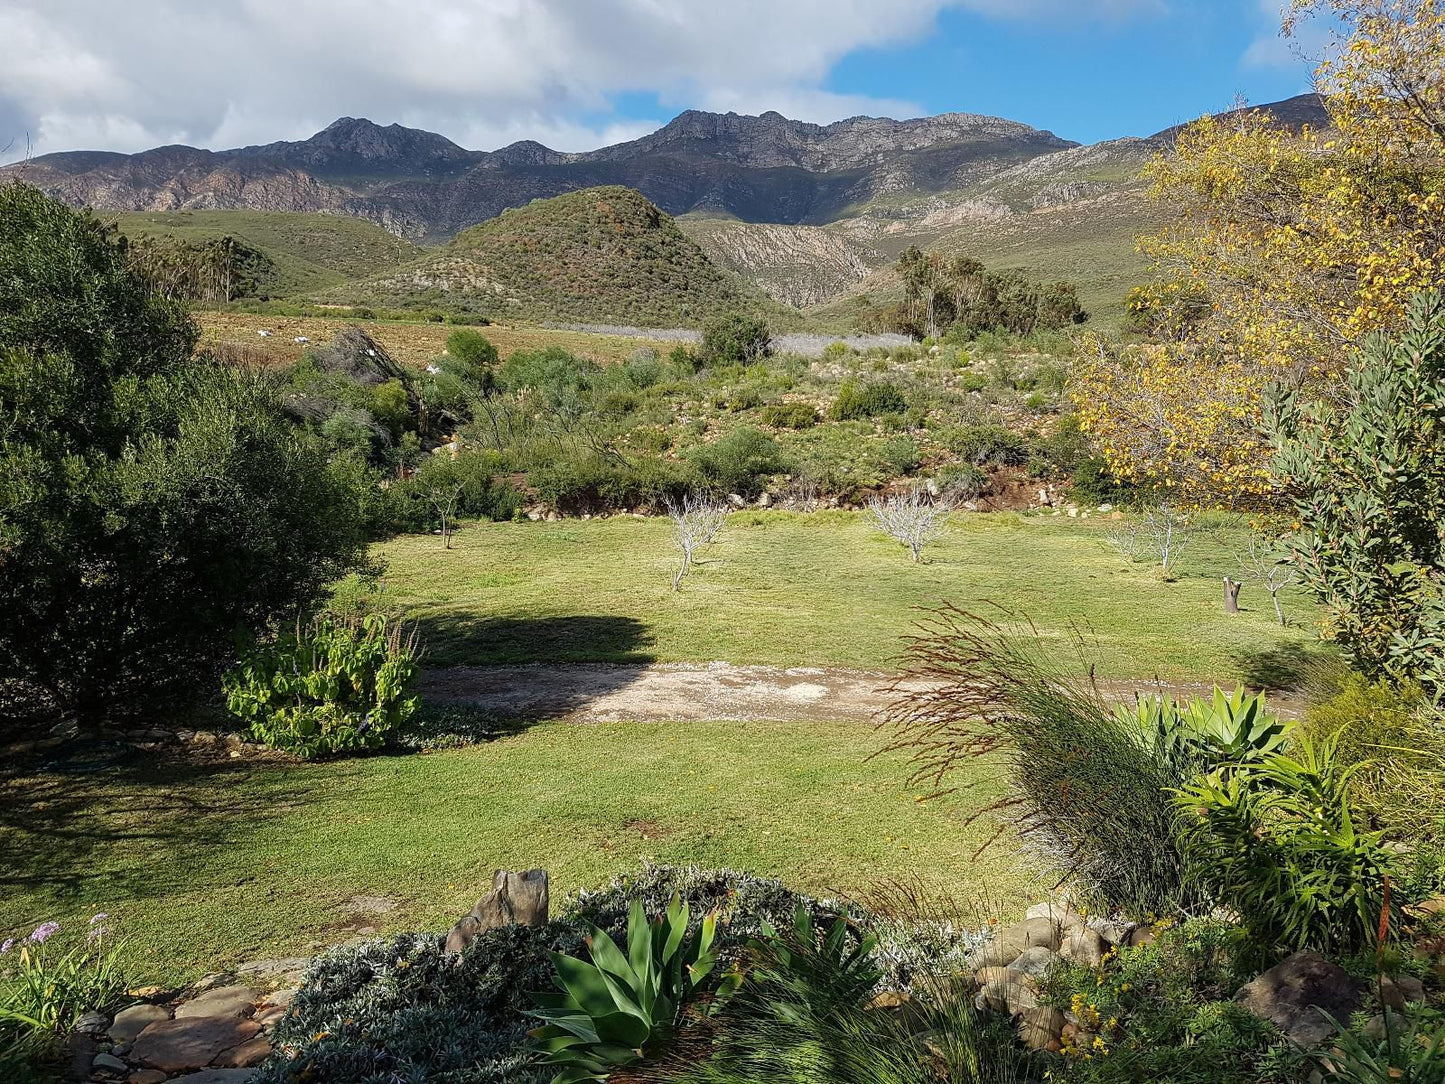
top-left (1124, 686), bottom-right (1290, 772)
top-left (528, 895), bottom-right (734, 1083)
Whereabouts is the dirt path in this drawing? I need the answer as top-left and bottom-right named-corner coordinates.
top-left (420, 663), bottom-right (1304, 723)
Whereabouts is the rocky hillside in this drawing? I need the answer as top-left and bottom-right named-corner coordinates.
top-left (337, 186), bottom-right (788, 327)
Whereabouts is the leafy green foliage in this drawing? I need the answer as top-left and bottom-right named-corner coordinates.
top-left (0, 185), bottom-right (371, 725)
top-left (701, 313), bottom-right (772, 365)
top-left (1316, 1006), bottom-right (1445, 1084)
top-left (758, 402), bottom-right (820, 429)
top-left (528, 896), bottom-right (731, 1084)
top-left (1174, 732), bottom-right (1399, 959)
top-left (1269, 290), bottom-right (1445, 693)
top-left (447, 329), bottom-right (500, 369)
top-left (829, 380), bottom-right (908, 421)
top-left (224, 614), bottom-right (420, 758)
top-left (942, 423), bottom-right (1030, 467)
top-left (895, 247), bottom-right (1088, 338)
top-left (689, 427), bottom-right (784, 498)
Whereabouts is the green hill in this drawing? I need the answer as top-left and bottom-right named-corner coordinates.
top-left (333, 186), bottom-right (794, 328)
top-left (109, 209), bottom-right (424, 297)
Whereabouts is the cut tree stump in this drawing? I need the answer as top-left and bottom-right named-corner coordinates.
top-left (444, 869), bottom-right (549, 956)
top-left (1223, 576), bottom-right (1241, 614)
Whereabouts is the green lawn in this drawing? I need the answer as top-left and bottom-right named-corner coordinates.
top-left (356, 511), bottom-right (1321, 683)
top-left (1, 719), bottom-right (1019, 987)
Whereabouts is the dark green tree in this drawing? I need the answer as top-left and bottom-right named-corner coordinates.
top-left (1269, 289), bottom-right (1445, 693)
top-left (700, 312), bottom-right (772, 365)
top-left (0, 183), bottom-right (370, 726)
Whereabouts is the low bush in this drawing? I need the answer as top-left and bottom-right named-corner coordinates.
top-left (701, 313), bottom-right (772, 365)
top-left (829, 380), bottom-right (908, 420)
top-left (223, 614), bottom-right (420, 758)
top-left (944, 423), bottom-right (1030, 467)
top-left (689, 427), bottom-right (784, 498)
top-left (758, 402), bottom-right (820, 429)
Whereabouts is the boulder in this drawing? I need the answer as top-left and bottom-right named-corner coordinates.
top-left (975, 979), bottom-right (1038, 1015)
top-left (110, 1004), bottom-right (170, 1044)
top-left (130, 1017), bottom-right (262, 1073)
top-left (128, 1071), bottom-right (168, 1084)
top-left (1377, 973), bottom-right (1426, 1009)
top-left (165, 1072), bottom-right (260, 1084)
top-left (1126, 926), bottom-right (1158, 949)
top-left (1017, 1006), bottom-right (1067, 1050)
top-left (445, 868), bottom-right (549, 955)
top-left (92, 1051), bottom-right (128, 1072)
top-left (1024, 901), bottom-right (1081, 929)
top-left (174, 985), bottom-right (258, 1020)
top-left (1008, 946), bottom-right (1062, 983)
top-left (75, 1010), bottom-right (110, 1036)
top-left (1234, 951), bottom-right (1364, 1046)
top-left (1060, 927), bottom-right (1108, 968)
top-left (969, 917), bottom-right (1061, 969)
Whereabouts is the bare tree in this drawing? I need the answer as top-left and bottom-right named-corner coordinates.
top-left (783, 474), bottom-right (819, 512)
top-left (1103, 519), bottom-right (1145, 562)
top-left (1237, 536), bottom-right (1297, 625)
top-left (427, 482), bottom-right (463, 549)
top-left (1143, 502), bottom-right (1192, 579)
top-left (867, 490), bottom-right (953, 563)
top-left (667, 492), bottom-right (728, 590)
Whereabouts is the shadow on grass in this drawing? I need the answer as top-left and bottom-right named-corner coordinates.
top-left (1233, 641), bottom-right (1322, 692)
top-left (0, 751), bottom-right (302, 906)
top-left (414, 613), bottom-right (657, 667)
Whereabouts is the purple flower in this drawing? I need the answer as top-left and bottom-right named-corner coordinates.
top-left (0, 938), bottom-right (14, 954)
top-left (89, 913), bottom-right (109, 926)
top-left (29, 921), bottom-right (60, 944)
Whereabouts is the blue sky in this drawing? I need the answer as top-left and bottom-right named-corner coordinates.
top-left (0, 0), bottom-right (1322, 160)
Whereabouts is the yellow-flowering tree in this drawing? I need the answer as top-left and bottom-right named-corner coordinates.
top-left (1075, 0), bottom-right (1445, 505)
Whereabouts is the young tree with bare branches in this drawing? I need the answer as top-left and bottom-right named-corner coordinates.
top-left (867, 490), bottom-right (953, 563)
top-left (666, 492), bottom-right (727, 590)
top-left (1237, 536), bottom-right (1298, 625)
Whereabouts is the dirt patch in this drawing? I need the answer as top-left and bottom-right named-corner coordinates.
top-left (419, 662), bottom-right (1306, 724)
top-left (623, 818), bottom-right (672, 840)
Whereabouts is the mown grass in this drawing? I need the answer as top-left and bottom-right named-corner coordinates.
top-left (0, 719), bottom-right (1018, 986)
top-left (359, 511), bottom-right (1323, 682)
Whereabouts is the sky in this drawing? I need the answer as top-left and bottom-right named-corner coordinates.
top-left (0, 0), bottom-right (1326, 165)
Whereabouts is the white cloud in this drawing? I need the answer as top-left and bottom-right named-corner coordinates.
top-left (0, 0), bottom-right (1167, 163)
top-left (1241, 0), bottom-right (1330, 71)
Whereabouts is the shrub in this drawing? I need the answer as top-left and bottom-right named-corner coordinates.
top-left (758, 402), bottom-right (820, 429)
top-left (447, 329), bottom-right (499, 368)
top-left (1270, 291), bottom-right (1445, 693)
top-left (224, 614), bottom-right (420, 758)
top-left (701, 313), bottom-right (772, 365)
top-left (944, 424), bottom-right (1029, 467)
top-left (1175, 732), bottom-right (1400, 960)
top-left (830, 379), bottom-right (908, 420)
top-left (878, 435), bottom-right (922, 476)
top-left (689, 427), bottom-right (783, 498)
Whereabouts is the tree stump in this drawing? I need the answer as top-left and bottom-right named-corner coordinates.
top-left (1223, 576), bottom-right (1242, 614)
top-left (444, 869), bottom-right (549, 956)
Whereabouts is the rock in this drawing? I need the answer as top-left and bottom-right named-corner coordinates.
top-left (445, 868), bottom-right (550, 955)
top-left (1407, 894), bottom-right (1445, 918)
top-left (1009, 946), bottom-right (1062, 983)
top-left (76, 1010), bottom-right (111, 1036)
top-left (174, 986), bottom-right (259, 1020)
top-left (234, 956), bottom-right (311, 985)
top-left (1234, 951), bottom-right (1364, 1046)
top-left (757, 492), bottom-right (772, 508)
top-left (93, 1051), bottom-right (129, 1072)
top-left (164, 1072), bottom-right (259, 1084)
top-left (131, 1017), bottom-right (262, 1073)
top-left (1378, 973), bottom-right (1426, 1009)
top-left (1060, 926), bottom-right (1108, 968)
top-left (212, 1034), bottom-right (271, 1068)
top-left (1096, 503), bottom-right (1113, 513)
top-left (1017, 1005), bottom-right (1066, 1050)
top-left (973, 966), bottom-right (1019, 989)
top-left (1363, 1011), bottom-right (1408, 1041)
top-left (1086, 916), bottom-right (1135, 947)
top-left (113, 1043), bottom-right (131, 1056)
top-left (969, 916), bottom-right (1061, 969)
top-left (111, 1004), bottom-right (170, 1043)
top-left (1066, 506), bottom-right (1079, 518)
top-left (975, 979), bottom-right (1037, 1015)
top-left (128, 1071), bottom-right (168, 1084)
top-left (1126, 926), bottom-right (1158, 949)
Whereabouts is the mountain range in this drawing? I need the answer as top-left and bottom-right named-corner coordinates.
top-left (3, 95), bottom-right (1329, 320)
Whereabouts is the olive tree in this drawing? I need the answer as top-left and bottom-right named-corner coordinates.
top-left (0, 183), bottom-right (371, 728)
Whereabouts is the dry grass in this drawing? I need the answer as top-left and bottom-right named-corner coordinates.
top-left (196, 311), bottom-right (685, 369)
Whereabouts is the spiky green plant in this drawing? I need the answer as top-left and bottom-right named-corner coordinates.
top-left (527, 895), bottom-right (731, 1083)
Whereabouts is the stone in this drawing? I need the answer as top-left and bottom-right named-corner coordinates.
top-left (212, 1034), bottom-right (271, 1068)
top-left (93, 1051), bottom-right (129, 1072)
top-left (1363, 1011), bottom-right (1407, 1041)
top-left (968, 917), bottom-right (1061, 969)
top-left (1097, 503), bottom-right (1113, 513)
top-left (1024, 901), bottom-right (1079, 928)
top-left (1234, 951), bottom-right (1364, 1047)
top-left (1126, 926), bottom-right (1158, 949)
top-left (1017, 1006), bottom-right (1067, 1050)
top-left (165, 1072), bottom-right (259, 1084)
top-left (111, 1004), bottom-right (170, 1044)
top-left (234, 956), bottom-right (311, 984)
top-left (1008, 946), bottom-right (1062, 983)
top-left (757, 492), bottom-right (772, 508)
top-left (128, 1072), bottom-right (168, 1084)
top-left (1060, 927), bottom-right (1108, 968)
top-left (975, 979), bottom-right (1037, 1015)
top-left (1378, 974), bottom-right (1426, 1009)
top-left (445, 868), bottom-right (550, 955)
top-left (174, 985), bottom-right (259, 1020)
top-left (973, 966), bottom-right (1019, 989)
top-left (131, 1017), bottom-right (262, 1073)
top-left (1085, 916), bottom-right (1135, 947)
top-left (76, 1010), bottom-right (111, 1036)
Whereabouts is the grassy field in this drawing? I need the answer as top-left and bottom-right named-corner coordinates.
top-left (110, 210), bottom-right (423, 298)
top-left (196, 310), bottom-right (687, 368)
top-left (1, 719), bottom-right (1018, 986)
top-left (358, 511), bottom-right (1322, 683)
